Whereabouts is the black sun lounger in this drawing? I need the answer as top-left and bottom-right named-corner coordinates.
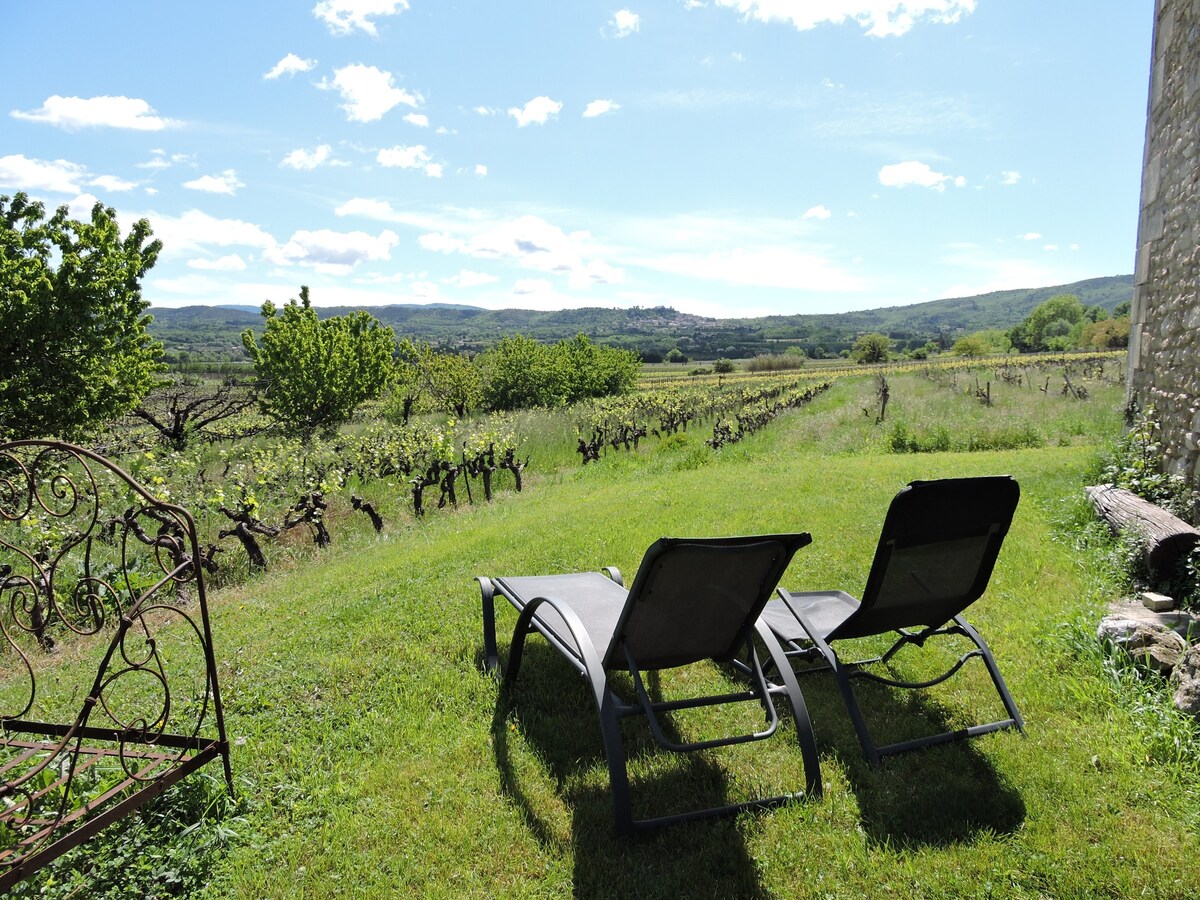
top-left (759, 476), bottom-right (1024, 765)
top-left (478, 533), bottom-right (821, 835)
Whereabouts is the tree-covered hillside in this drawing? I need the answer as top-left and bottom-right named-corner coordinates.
top-left (150, 274), bottom-right (1133, 362)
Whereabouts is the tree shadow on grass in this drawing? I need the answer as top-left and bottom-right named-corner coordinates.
top-left (487, 642), bottom-right (787, 899)
top-left (797, 672), bottom-right (1027, 848)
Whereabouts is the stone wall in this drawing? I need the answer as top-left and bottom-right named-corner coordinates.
top-left (1129, 0), bottom-right (1200, 482)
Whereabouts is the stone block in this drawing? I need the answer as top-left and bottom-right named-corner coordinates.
top-left (1141, 590), bottom-right (1177, 611)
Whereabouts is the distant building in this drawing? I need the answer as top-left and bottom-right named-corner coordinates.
top-left (1128, 0), bottom-right (1200, 484)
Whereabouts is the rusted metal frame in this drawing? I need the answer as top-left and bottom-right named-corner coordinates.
top-left (1, 722), bottom-right (221, 752)
top-left (0, 743), bottom-right (224, 892)
top-left (0, 440), bottom-right (233, 888)
top-left (1, 747), bottom-right (167, 846)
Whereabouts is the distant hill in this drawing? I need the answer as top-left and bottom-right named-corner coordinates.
top-left (149, 274), bottom-right (1133, 362)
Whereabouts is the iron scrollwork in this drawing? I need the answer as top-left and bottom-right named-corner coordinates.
top-left (0, 441), bottom-right (231, 890)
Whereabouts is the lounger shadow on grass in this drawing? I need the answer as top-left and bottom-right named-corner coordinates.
top-left (797, 669), bottom-right (1027, 848)
top-left (489, 641), bottom-right (775, 899)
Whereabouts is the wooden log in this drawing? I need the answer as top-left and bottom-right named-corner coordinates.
top-left (1085, 484), bottom-right (1200, 579)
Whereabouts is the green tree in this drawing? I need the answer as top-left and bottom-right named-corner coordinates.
top-left (665, 348), bottom-right (688, 363)
top-left (851, 333), bottom-right (891, 364)
top-left (950, 335), bottom-right (991, 357)
top-left (383, 337), bottom-right (427, 424)
top-left (0, 192), bottom-right (164, 440)
top-left (1080, 316), bottom-right (1131, 350)
top-left (241, 286), bottom-right (394, 436)
top-left (1010, 294), bottom-right (1085, 352)
top-left (479, 334), bottom-right (567, 410)
top-left (478, 333), bottom-right (639, 411)
top-left (424, 351), bottom-right (483, 417)
top-left (554, 334), bottom-right (640, 402)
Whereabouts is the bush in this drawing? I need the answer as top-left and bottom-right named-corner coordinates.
top-left (746, 354), bottom-right (806, 373)
top-left (886, 421), bottom-right (1042, 454)
top-left (1098, 408), bottom-right (1197, 520)
top-left (851, 333), bottom-right (891, 364)
top-left (478, 334), bottom-right (640, 411)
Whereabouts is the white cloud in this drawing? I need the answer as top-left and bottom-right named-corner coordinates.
top-left (137, 150), bottom-right (194, 170)
top-left (377, 144), bottom-right (431, 169)
top-left (313, 0), bottom-right (410, 36)
top-left (583, 99), bottom-right (620, 118)
top-left (417, 214), bottom-right (621, 287)
top-left (1019, 232), bottom-right (1042, 241)
top-left (182, 170), bottom-right (244, 195)
top-left (410, 280), bottom-right (441, 299)
top-left (404, 113), bottom-right (430, 127)
top-left (335, 197), bottom-right (406, 221)
top-left (508, 96), bottom-right (563, 127)
top-left (11, 95), bottom-right (177, 131)
top-left (473, 106), bottom-right (499, 116)
top-left (802, 205), bottom-right (832, 220)
top-left (187, 254), bottom-right (248, 271)
top-left (711, 1), bottom-right (977, 38)
top-left (878, 160), bottom-right (958, 191)
top-left (1043, 244), bottom-right (1059, 252)
top-left (265, 53), bottom-right (317, 80)
top-left (281, 144), bottom-right (334, 170)
top-left (265, 228), bottom-right (400, 273)
top-left (325, 64), bottom-right (422, 123)
top-left (609, 10), bottom-right (641, 37)
top-left (88, 174), bottom-right (138, 192)
top-left (146, 210), bottom-right (277, 256)
top-left (378, 145), bottom-right (444, 176)
top-left (447, 270), bottom-right (500, 288)
top-left (0, 154), bottom-right (87, 193)
top-left (1000, 170), bottom-right (1021, 185)
top-left (474, 164), bottom-right (488, 176)
top-left (513, 278), bottom-right (554, 297)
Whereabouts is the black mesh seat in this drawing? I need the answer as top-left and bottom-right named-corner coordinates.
top-left (759, 477), bottom-right (1024, 765)
top-left (478, 533), bottom-right (821, 835)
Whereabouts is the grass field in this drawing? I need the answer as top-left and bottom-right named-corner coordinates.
top-left (12, 365), bottom-right (1200, 898)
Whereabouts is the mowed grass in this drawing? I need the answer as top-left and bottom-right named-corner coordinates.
top-left (196, 442), bottom-right (1197, 892)
top-left (15, 367), bottom-right (1200, 898)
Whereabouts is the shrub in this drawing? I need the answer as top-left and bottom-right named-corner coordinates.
top-left (1098, 408), bottom-right (1197, 520)
top-left (746, 354), bottom-right (806, 373)
top-left (851, 333), bottom-right (891, 364)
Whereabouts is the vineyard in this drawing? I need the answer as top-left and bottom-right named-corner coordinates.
top-left (20, 351), bottom-right (1125, 592)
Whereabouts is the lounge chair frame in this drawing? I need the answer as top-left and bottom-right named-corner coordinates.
top-left (479, 534), bottom-right (821, 835)
top-left (0, 441), bottom-right (232, 891)
top-left (761, 477), bottom-right (1024, 766)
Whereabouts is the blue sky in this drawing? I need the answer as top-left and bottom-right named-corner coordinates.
top-left (2, 1), bottom-right (1154, 317)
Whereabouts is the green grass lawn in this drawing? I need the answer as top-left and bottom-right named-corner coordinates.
top-left (208, 443), bottom-right (1197, 895)
top-left (13, 367), bottom-right (1200, 898)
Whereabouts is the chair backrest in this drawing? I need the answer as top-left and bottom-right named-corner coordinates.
top-left (829, 476), bottom-right (1020, 641)
top-left (604, 533), bottom-right (811, 670)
